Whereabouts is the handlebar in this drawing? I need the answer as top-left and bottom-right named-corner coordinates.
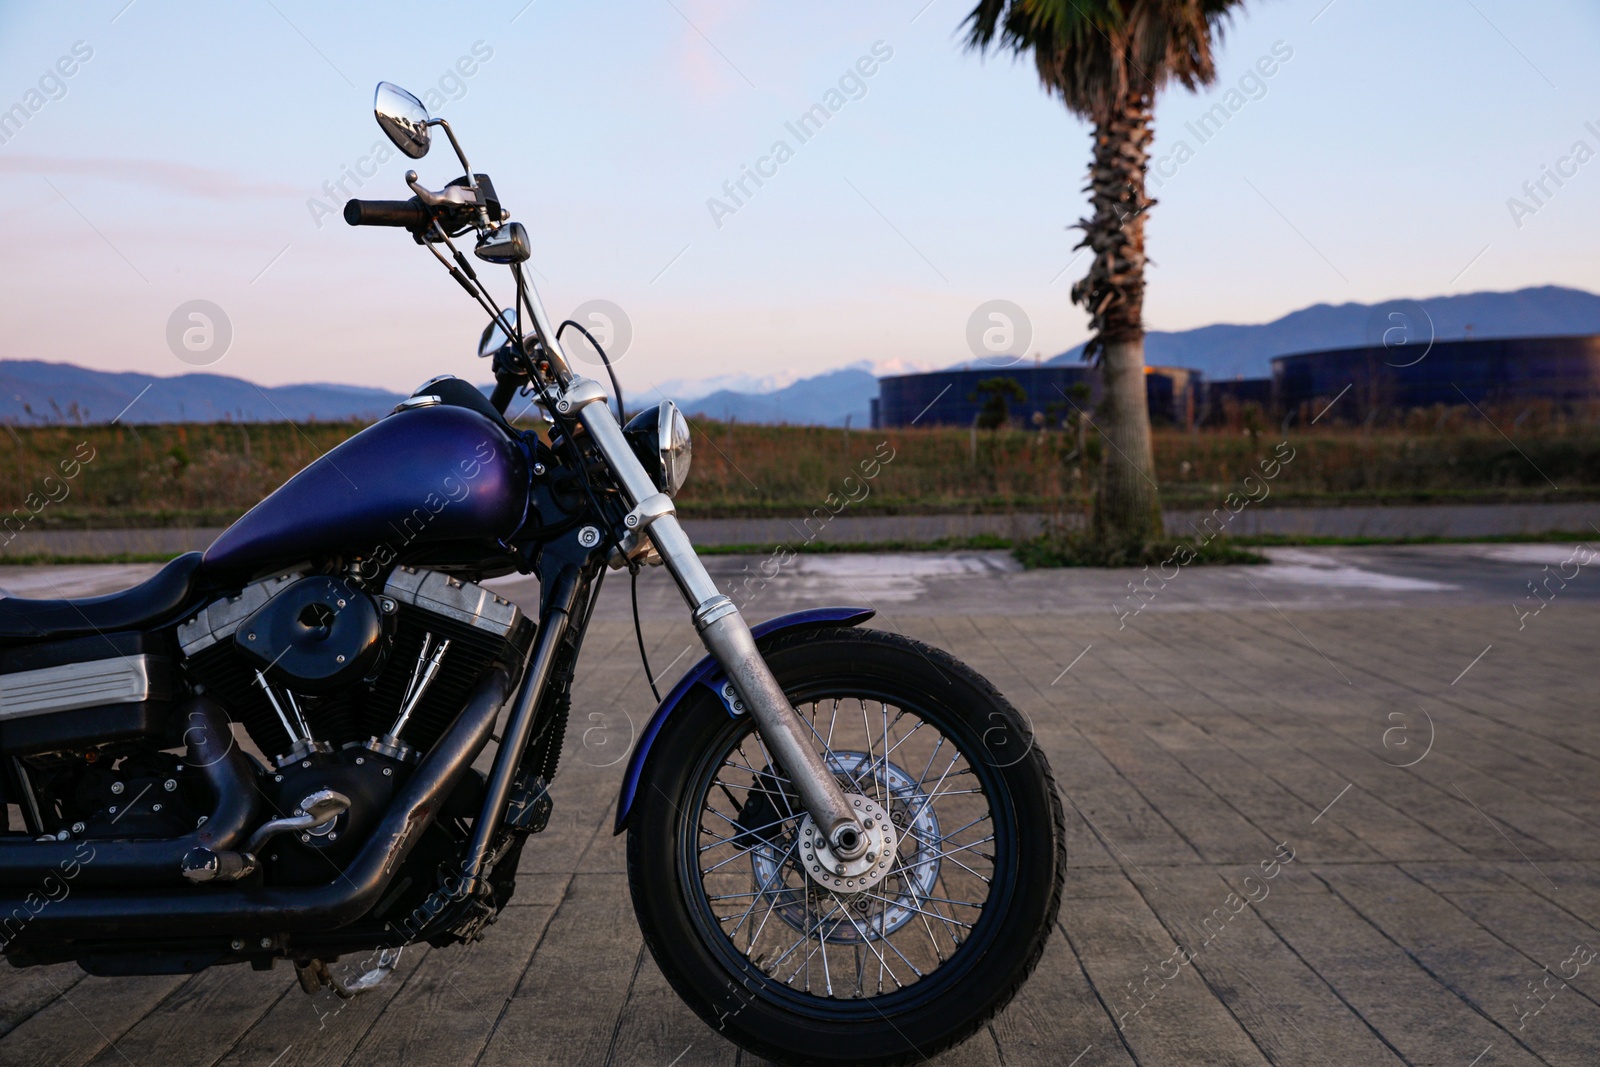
top-left (343, 198), bottom-right (428, 229)
top-left (489, 379), bottom-right (519, 414)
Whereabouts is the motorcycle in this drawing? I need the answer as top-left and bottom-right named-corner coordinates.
top-left (0, 82), bottom-right (1064, 1066)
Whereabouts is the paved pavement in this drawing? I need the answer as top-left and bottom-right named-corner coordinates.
top-left (660, 501), bottom-right (1600, 545)
top-left (2, 546), bottom-right (1598, 1065)
top-left (2, 499), bottom-right (1599, 560)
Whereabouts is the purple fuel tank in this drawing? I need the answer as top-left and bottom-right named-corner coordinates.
top-left (203, 405), bottom-right (528, 578)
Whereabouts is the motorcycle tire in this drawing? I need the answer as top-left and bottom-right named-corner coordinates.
top-left (627, 625), bottom-right (1065, 1067)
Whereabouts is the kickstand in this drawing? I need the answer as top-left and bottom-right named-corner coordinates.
top-left (293, 947), bottom-right (404, 1000)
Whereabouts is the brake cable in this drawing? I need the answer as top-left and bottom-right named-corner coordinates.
top-left (630, 563), bottom-right (661, 703)
top-left (556, 319), bottom-right (625, 424)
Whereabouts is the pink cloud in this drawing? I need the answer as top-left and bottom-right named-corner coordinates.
top-left (0, 154), bottom-right (298, 198)
top-left (669, 0), bottom-right (755, 99)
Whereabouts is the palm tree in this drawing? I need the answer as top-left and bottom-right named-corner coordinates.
top-left (964, 0), bottom-right (1246, 547)
top-left (971, 376), bottom-right (1029, 432)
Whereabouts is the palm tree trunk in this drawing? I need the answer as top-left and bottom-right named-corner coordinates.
top-left (1096, 335), bottom-right (1161, 541)
top-left (1072, 91), bottom-right (1162, 545)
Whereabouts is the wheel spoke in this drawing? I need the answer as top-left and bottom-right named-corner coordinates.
top-left (853, 714), bottom-right (919, 786)
top-left (855, 889), bottom-right (976, 930)
top-left (837, 903), bottom-right (913, 986)
top-left (775, 895), bottom-right (843, 986)
top-left (728, 837), bottom-right (799, 940)
top-left (917, 735), bottom-right (946, 798)
top-left (802, 880), bottom-right (815, 994)
top-left (860, 699), bottom-right (878, 804)
top-left (920, 785), bottom-right (984, 799)
top-left (903, 748), bottom-right (963, 831)
top-left (744, 731), bottom-right (808, 853)
top-left (697, 809), bottom-right (800, 852)
top-left (818, 903), bottom-right (835, 997)
top-left (911, 892), bottom-right (948, 964)
top-left (799, 698), bottom-right (869, 794)
top-left (745, 870), bottom-right (790, 950)
top-left (891, 853), bottom-right (963, 953)
top-left (897, 812), bottom-right (991, 854)
top-left (721, 759), bottom-right (790, 784)
top-left (892, 890), bottom-right (987, 910)
top-left (920, 811), bottom-right (992, 840)
top-left (701, 831), bottom-right (794, 875)
top-left (880, 700), bottom-right (892, 804)
top-left (897, 838), bottom-right (996, 884)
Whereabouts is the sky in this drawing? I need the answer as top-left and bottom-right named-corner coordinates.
top-left (0, 0), bottom-right (1598, 397)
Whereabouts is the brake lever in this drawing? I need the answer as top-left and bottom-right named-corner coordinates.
top-left (405, 169), bottom-right (481, 209)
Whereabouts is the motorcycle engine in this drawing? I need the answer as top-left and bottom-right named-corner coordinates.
top-left (177, 567), bottom-right (529, 883)
top-left (257, 744), bottom-right (409, 883)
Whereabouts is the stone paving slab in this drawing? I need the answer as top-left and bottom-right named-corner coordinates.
top-left (1, 550), bottom-right (1597, 1065)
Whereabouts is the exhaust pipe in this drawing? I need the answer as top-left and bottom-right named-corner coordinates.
top-left (0, 667), bottom-right (509, 943)
top-left (0, 697), bottom-right (259, 888)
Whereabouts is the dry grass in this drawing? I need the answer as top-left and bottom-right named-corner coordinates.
top-left (1, 417), bottom-right (1597, 529)
top-left (679, 418), bottom-right (1600, 515)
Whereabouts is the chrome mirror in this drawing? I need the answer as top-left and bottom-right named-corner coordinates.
top-left (478, 308), bottom-right (518, 358)
top-left (374, 82), bottom-right (430, 159)
top-left (474, 221), bottom-right (530, 264)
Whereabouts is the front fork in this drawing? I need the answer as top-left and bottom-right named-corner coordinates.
top-left (554, 379), bottom-right (868, 860)
top-left (693, 596), bottom-right (867, 857)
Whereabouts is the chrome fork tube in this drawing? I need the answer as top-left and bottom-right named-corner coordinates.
top-left (519, 267), bottom-right (863, 853)
top-left (692, 597), bottom-right (864, 853)
top-left (575, 399), bottom-right (865, 854)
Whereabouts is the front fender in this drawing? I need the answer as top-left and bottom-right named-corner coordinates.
top-left (612, 606), bottom-right (874, 834)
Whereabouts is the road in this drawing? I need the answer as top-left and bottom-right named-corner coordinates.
top-left (1, 545), bottom-right (1597, 1066)
top-left (2, 497), bottom-right (1599, 560)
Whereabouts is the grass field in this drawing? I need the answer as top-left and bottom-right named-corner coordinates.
top-left (0, 416), bottom-right (1596, 529)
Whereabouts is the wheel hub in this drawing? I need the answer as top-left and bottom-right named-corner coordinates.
top-left (798, 794), bottom-right (897, 894)
top-left (747, 751), bottom-right (943, 942)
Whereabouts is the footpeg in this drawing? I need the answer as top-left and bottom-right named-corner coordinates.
top-left (181, 846), bottom-right (258, 883)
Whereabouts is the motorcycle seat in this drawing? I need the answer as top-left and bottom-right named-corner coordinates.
top-left (0, 552), bottom-right (206, 641)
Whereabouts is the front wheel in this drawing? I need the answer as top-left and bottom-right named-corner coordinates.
top-left (627, 626), bottom-right (1065, 1067)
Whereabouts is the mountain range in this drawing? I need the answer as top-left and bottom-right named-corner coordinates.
top-left (679, 367), bottom-right (879, 428)
top-left (0, 361), bottom-right (410, 425)
top-left (3, 286), bottom-right (1597, 427)
top-left (1043, 285), bottom-right (1600, 379)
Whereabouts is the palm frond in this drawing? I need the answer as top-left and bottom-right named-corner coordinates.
top-left (964, 0), bottom-right (1246, 120)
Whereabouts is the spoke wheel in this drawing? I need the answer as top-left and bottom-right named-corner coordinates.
top-left (627, 626), bottom-right (1064, 1067)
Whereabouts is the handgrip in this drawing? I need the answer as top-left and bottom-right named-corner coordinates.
top-left (343, 198), bottom-right (428, 229)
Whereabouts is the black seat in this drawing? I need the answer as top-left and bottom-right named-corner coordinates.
top-left (0, 552), bottom-right (206, 641)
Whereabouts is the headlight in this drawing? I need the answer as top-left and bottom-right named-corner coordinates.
top-left (623, 400), bottom-right (692, 496)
